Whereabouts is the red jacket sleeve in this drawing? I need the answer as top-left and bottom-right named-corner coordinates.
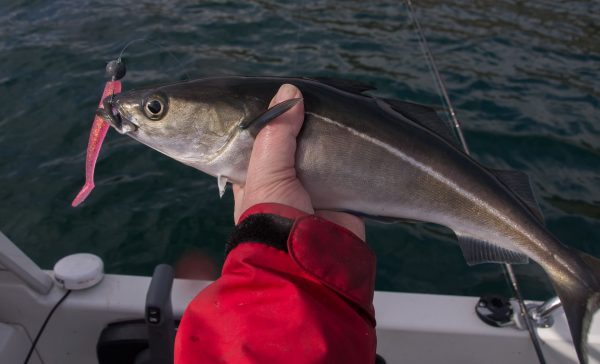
top-left (175, 203), bottom-right (377, 364)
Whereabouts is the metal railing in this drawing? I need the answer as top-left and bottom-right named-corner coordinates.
top-left (0, 231), bottom-right (53, 294)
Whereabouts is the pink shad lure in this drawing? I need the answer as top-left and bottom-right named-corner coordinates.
top-left (71, 80), bottom-right (122, 207)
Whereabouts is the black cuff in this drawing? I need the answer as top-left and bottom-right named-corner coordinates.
top-left (226, 213), bottom-right (294, 256)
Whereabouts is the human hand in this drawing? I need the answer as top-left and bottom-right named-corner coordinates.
top-left (232, 84), bottom-right (365, 240)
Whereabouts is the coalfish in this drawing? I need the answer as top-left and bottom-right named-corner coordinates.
top-left (102, 76), bottom-right (599, 363)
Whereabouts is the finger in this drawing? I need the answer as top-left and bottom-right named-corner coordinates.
top-left (232, 184), bottom-right (245, 223)
top-left (315, 210), bottom-right (366, 241)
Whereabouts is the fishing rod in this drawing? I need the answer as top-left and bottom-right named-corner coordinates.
top-left (403, 1), bottom-right (548, 363)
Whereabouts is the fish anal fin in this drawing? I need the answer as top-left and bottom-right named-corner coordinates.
top-left (456, 234), bottom-right (529, 265)
top-left (310, 77), bottom-right (376, 94)
top-left (367, 216), bottom-right (421, 225)
top-left (239, 98), bottom-right (303, 137)
top-left (383, 99), bottom-right (461, 147)
top-left (329, 209), bottom-right (419, 225)
top-left (489, 168), bottom-right (544, 224)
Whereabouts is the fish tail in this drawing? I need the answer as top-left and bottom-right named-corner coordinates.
top-left (550, 251), bottom-right (600, 364)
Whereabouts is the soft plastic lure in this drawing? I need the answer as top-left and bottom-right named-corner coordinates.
top-left (71, 60), bottom-right (125, 207)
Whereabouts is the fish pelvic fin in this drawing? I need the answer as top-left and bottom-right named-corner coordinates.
top-left (551, 251), bottom-right (600, 364)
top-left (217, 175), bottom-right (228, 198)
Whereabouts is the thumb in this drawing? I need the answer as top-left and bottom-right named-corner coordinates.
top-left (237, 83), bottom-right (313, 217)
top-left (246, 84), bottom-right (304, 187)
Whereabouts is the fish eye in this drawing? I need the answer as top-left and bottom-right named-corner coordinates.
top-left (147, 100), bottom-right (162, 114)
top-left (143, 94), bottom-right (168, 120)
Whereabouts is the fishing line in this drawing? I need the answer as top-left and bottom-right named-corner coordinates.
top-left (115, 38), bottom-right (192, 81)
top-left (403, 0), bottom-right (469, 153)
top-left (22, 289), bottom-right (72, 364)
top-left (105, 37), bottom-right (193, 106)
top-left (117, 38), bottom-right (145, 61)
top-left (403, 2), bottom-right (547, 363)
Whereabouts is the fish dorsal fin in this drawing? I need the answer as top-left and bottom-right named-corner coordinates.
top-left (383, 99), bottom-right (461, 147)
top-left (489, 168), bottom-right (544, 224)
top-left (310, 77), bottom-right (376, 94)
top-left (455, 234), bottom-right (529, 265)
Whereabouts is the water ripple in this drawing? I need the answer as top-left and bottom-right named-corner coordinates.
top-left (0, 0), bottom-right (598, 300)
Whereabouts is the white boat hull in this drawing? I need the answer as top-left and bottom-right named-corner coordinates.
top-left (1, 268), bottom-right (598, 363)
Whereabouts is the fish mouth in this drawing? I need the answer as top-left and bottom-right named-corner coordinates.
top-left (96, 96), bottom-right (138, 134)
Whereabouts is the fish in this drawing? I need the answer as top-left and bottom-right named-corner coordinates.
top-left (102, 76), bottom-right (599, 363)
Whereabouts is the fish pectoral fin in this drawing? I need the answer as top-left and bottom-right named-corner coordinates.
top-left (488, 168), bottom-right (544, 224)
top-left (238, 98), bottom-right (303, 137)
top-left (456, 234), bottom-right (529, 265)
top-left (217, 175), bottom-right (228, 198)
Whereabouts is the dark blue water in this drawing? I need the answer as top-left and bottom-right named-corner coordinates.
top-left (1, 1), bottom-right (598, 300)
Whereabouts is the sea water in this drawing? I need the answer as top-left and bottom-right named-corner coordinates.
top-left (0, 0), bottom-right (598, 300)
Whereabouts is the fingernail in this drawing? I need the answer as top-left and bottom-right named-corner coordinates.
top-left (275, 84), bottom-right (299, 102)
